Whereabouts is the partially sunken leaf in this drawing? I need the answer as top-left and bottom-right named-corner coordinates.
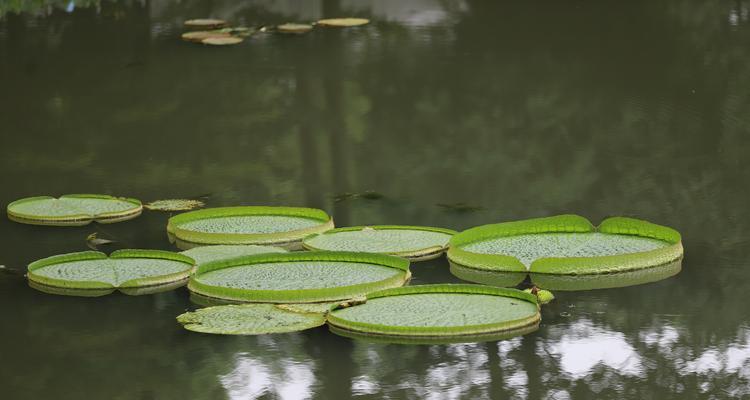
top-left (188, 251), bottom-right (410, 303)
top-left (27, 250), bottom-right (194, 292)
top-left (316, 18), bottom-right (370, 27)
top-left (277, 23), bottom-right (314, 34)
top-left (181, 244), bottom-right (287, 266)
top-left (448, 215), bottom-right (683, 275)
top-left (7, 194), bottom-right (142, 226)
top-left (167, 206), bottom-right (334, 250)
top-left (184, 19), bottom-right (228, 29)
top-left (327, 284), bottom-right (540, 342)
top-left (303, 225), bottom-right (456, 261)
top-left (145, 199), bottom-right (206, 211)
top-left (177, 304), bottom-right (325, 335)
top-left (202, 37), bottom-right (244, 46)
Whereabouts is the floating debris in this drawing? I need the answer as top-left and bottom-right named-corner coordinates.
top-left (85, 232), bottom-right (115, 250)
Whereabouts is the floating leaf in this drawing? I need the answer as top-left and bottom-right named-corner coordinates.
top-left (202, 37), bottom-right (244, 46)
top-left (145, 199), bottom-right (205, 211)
top-left (448, 215), bottom-right (683, 275)
top-left (327, 284), bottom-right (540, 343)
top-left (167, 206), bottom-right (334, 250)
top-left (275, 301), bottom-right (340, 314)
top-left (27, 250), bottom-right (194, 292)
top-left (303, 225), bottom-right (456, 261)
top-left (7, 194), bottom-right (142, 226)
top-left (188, 251), bottom-right (410, 303)
top-left (181, 31), bottom-right (232, 43)
top-left (177, 304), bottom-right (326, 335)
top-left (181, 244), bottom-right (286, 266)
top-left (276, 23), bottom-right (313, 34)
top-left (316, 18), bottom-right (370, 27)
top-left (184, 19), bottom-right (228, 29)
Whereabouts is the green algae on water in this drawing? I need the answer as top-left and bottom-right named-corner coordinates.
top-left (7, 194), bottom-right (142, 226)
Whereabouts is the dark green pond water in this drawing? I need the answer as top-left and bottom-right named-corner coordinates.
top-left (1, 1), bottom-right (749, 399)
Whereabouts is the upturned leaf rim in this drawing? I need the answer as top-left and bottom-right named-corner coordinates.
top-left (188, 250), bottom-right (411, 303)
top-left (167, 206), bottom-right (334, 247)
top-left (447, 214), bottom-right (683, 275)
top-left (302, 225), bottom-right (457, 260)
top-left (326, 284), bottom-right (540, 338)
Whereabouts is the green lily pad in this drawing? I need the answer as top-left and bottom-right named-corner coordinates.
top-left (201, 37), bottom-right (244, 46)
top-left (327, 284), bottom-right (540, 342)
top-left (523, 288), bottom-right (555, 304)
top-left (184, 19), bottom-right (228, 29)
top-left (276, 23), bottom-right (314, 34)
top-left (30, 278), bottom-right (189, 297)
top-left (27, 250), bottom-right (194, 292)
top-left (302, 225), bottom-right (456, 261)
top-left (145, 199), bottom-right (205, 211)
top-left (448, 215), bottom-right (683, 275)
top-left (7, 194), bottom-right (142, 226)
top-left (530, 259), bottom-right (683, 291)
top-left (448, 262), bottom-right (527, 287)
top-left (167, 206), bottom-right (334, 250)
top-left (177, 304), bottom-right (326, 335)
top-left (317, 18), bottom-right (370, 27)
top-left (181, 31), bottom-right (232, 43)
top-left (181, 244), bottom-right (287, 266)
top-left (188, 251), bottom-right (410, 303)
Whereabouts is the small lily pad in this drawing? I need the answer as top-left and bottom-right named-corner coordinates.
top-left (317, 18), bottom-right (370, 27)
top-left (303, 225), bottom-right (456, 261)
top-left (7, 194), bottom-right (142, 226)
top-left (184, 19), bottom-right (228, 29)
top-left (276, 23), bottom-right (314, 34)
top-left (523, 288), bottom-right (555, 304)
top-left (27, 250), bottom-right (194, 292)
top-left (202, 37), bottom-right (244, 46)
top-left (327, 284), bottom-right (540, 343)
top-left (188, 251), bottom-right (410, 303)
top-left (448, 215), bottom-right (683, 275)
top-left (181, 244), bottom-right (286, 266)
top-left (145, 199), bottom-right (206, 211)
top-left (181, 31), bottom-right (232, 43)
top-left (167, 206), bottom-right (334, 250)
top-left (177, 304), bottom-right (326, 335)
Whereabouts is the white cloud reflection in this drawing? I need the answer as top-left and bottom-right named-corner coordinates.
top-left (220, 353), bottom-right (316, 400)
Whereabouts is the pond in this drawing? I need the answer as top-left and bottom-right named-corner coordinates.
top-left (1, 0), bottom-right (749, 398)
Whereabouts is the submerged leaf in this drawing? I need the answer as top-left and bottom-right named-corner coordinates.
top-left (177, 304), bottom-right (325, 335)
top-left (145, 199), bottom-right (206, 211)
top-left (316, 18), bottom-right (370, 27)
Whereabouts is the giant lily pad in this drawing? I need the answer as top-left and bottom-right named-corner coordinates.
top-left (448, 215), bottom-right (683, 275)
top-left (167, 206), bottom-right (334, 250)
top-left (316, 18), bottom-right (370, 27)
top-left (530, 259), bottom-right (683, 291)
top-left (302, 225), bottom-right (456, 261)
top-left (177, 304), bottom-right (326, 335)
top-left (276, 23), bottom-right (314, 34)
top-left (181, 31), bottom-right (232, 43)
top-left (7, 194), bottom-right (142, 226)
top-left (188, 251), bottom-right (410, 303)
top-left (27, 250), bottom-right (194, 292)
top-left (327, 284), bottom-right (540, 343)
top-left (181, 244), bottom-right (287, 266)
top-left (201, 37), bottom-right (244, 46)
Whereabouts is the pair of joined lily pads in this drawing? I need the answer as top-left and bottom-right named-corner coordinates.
top-left (178, 284), bottom-right (541, 344)
top-left (7, 194), bottom-right (206, 226)
top-left (448, 214), bottom-right (683, 276)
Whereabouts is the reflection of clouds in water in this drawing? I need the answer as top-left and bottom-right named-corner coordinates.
top-left (219, 336), bottom-right (317, 400)
top-left (544, 320), bottom-right (643, 379)
top-left (679, 327), bottom-right (750, 397)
